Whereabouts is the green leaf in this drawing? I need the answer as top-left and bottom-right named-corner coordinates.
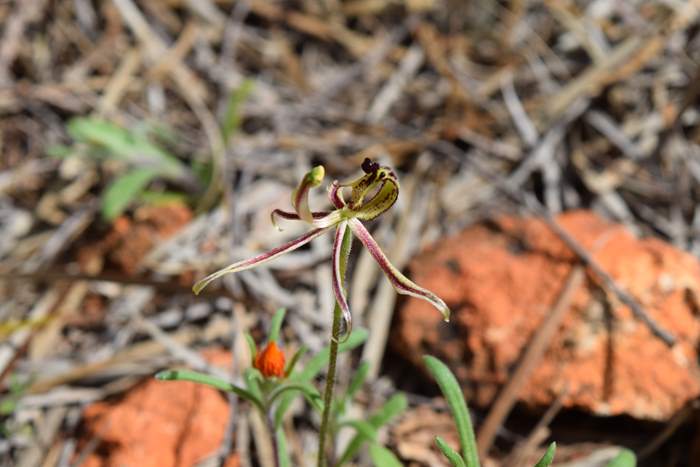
top-left (533, 442), bottom-right (556, 467)
top-left (346, 361), bottom-right (370, 400)
top-left (268, 382), bottom-right (322, 410)
top-left (605, 448), bottom-right (636, 467)
top-left (46, 144), bottom-right (73, 158)
top-left (244, 367), bottom-right (263, 400)
top-left (245, 333), bottom-right (257, 366)
top-left (423, 355), bottom-right (479, 467)
top-left (368, 393), bottom-right (407, 427)
top-left (435, 437), bottom-right (467, 467)
top-left (336, 393), bottom-right (407, 465)
top-left (276, 427), bottom-right (292, 467)
top-left (368, 444), bottom-right (403, 467)
top-left (138, 190), bottom-right (188, 205)
top-left (67, 117), bottom-right (185, 178)
top-left (273, 329), bottom-right (368, 428)
top-left (221, 79), bottom-right (254, 144)
top-left (338, 420), bottom-right (378, 441)
top-left (299, 329), bottom-right (369, 382)
top-left (155, 369), bottom-right (263, 411)
top-left (284, 346), bottom-right (307, 378)
top-left (268, 308), bottom-right (286, 343)
top-left (101, 168), bottom-right (158, 220)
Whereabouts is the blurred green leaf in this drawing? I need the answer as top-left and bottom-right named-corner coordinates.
top-left (276, 426), bottom-right (292, 467)
top-left (336, 393), bottom-right (407, 465)
top-left (138, 190), bottom-right (188, 205)
top-left (346, 361), bottom-right (369, 401)
top-left (423, 355), bottom-right (479, 467)
top-left (155, 369), bottom-right (263, 411)
top-left (268, 308), bottom-right (286, 343)
top-left (284, 345), bottom-right (307, 378)
top-left (67, 117), bottom-right (185, 178)
top-left (268, 382), bottom-right (322, 410)
top-left (46, 144), bottom-right (73, 158)
top-left (245, 333), bottom-right (257, 366)
top-left (339, 420), bottom-right (377, 441)
top-left (221, 79), bottom-right (254, 144)
top-left (533, 442), bottom-right (556, 467)
top-left (101, 168), bottom-right (158, 220)
top-left (368, 444), bottom-right (403, 467)
top-left (435, 437), bottom-right (466, 467)
top-left (605, 448), bottom-right (636, 467)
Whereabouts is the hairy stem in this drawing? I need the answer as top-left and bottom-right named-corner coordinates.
top-left (317, 302), bottom-right (342, 467)
top-left (317, 228), bottom-right (352, 467)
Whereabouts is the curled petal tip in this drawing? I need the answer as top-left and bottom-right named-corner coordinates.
top-left (349, 219), bottom-right (451, 321)
top-left (292, 165), bottom-right (325, 223)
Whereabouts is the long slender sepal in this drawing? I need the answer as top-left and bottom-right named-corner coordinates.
top-left (331, 221), bottom-right (352, 337)
top-left (291, 165), bottom-right (325, 222)
top-left (193, 227), bottom-right (332, 294)
top-left (349, 219), bottom-right (450, 321)
top-left (271, 209), bottom-right (342, 230)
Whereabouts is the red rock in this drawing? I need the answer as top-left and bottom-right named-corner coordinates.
top-left (77, 202), bottom-right (192, 276)
top-left (80, 349), bottom-right (239, 467)
top-left (395, 210), bottom-right (700, 420)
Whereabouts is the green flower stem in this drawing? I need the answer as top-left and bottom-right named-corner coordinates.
top-left (267, 411), bottom-right (281, 467)
top-left (317, 227), bottom-right (352, 467)
top-left (317, 301), bottom-right (342, 467)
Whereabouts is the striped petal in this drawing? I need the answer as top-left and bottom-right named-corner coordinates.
top-left (291, 165), bottom-right (325, 222)
top-left (270, 209), bottom-right (342, 230)
top-left (193, 226), bottom-right (332, 294)
top-left (331, 221), bottom-right (352, 337)
top-left (328, 180), bottom-right (346, 209)
top-left (348, 219), bottom-right (450, 321)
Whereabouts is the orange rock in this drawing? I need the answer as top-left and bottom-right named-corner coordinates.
top-left (77, 202), bottom-right (192, 276)
top-left (80, 348), bottom-right (239, 467)
top-left (395, 210), bottom-right (700, 420)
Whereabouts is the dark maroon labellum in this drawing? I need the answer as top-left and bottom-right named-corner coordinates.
top-left (361, 157), bottom-right (379, 174)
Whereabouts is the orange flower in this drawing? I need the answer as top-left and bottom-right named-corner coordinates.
top-left (254, 341), bottom-right (286, 378)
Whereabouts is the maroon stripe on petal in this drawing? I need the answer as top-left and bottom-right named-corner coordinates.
top-left (328, 181), bottom-right (346, 209)
top-left (271, 209), bottom-right (332, 230)
top-left (348, 219), bottom-right (450, 321)
top-left (193, 226), bottom-right (332, 294)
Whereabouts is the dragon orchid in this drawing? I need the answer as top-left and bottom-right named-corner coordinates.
top-left (193, 158), bottom-right (450, 330)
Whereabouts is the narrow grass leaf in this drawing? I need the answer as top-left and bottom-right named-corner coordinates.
top-left (284, 346), bottom-right (307, 378)
top-left (268, 308), bottom-right (286, 343)
top-left (423, 355), bottom-right (479, 467)
top-left (368, 444), bottom-right (404, 467)
top-left (336, 393), bottom-right (407, 465)
top-left (533, 442), bottom-right (556, 467)
top-left (221, 79), bottom-right (254, 144)
top-left (435, 437), bottom-right (467, 467)
top-left (155, 369), bottom-right (263, 411)
top-left (605, 449), bottom-right (636, 467)
top-left (346, 361), bottom-right (369, 400)
top-left (101, 168), bottom-right (158, 220)
top-left (276, 427), bottom-right (292, 467)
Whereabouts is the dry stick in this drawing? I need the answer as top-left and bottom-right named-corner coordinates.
top-left (509, 389), bottom-right (567, 466)
top-left (476, 265), bottom-right (586, 457)
top-left (466, 156), bottom-right (677, 347)
top-left (523, 193), bottom-right (676, 347)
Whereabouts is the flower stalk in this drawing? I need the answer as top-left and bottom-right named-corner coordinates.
top-left (317, 225), bottom-right (352, 467)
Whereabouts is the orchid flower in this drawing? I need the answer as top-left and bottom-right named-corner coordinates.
top-left (193, 158), bottom-right (450, 332)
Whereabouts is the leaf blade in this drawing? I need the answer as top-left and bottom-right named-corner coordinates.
top-left (423, 355), bottom-right (479, 467)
